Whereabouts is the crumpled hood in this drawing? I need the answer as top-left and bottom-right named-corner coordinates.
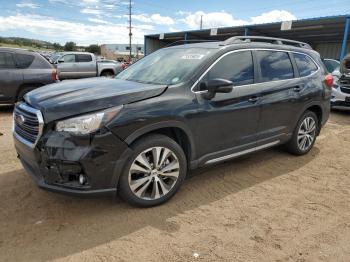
top-left (25, 77), bottom-right (167, 123)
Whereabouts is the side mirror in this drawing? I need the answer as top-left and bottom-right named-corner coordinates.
top-left (57, 58), bottom-right (64, 63)
top-left (200, 78), bottom-right (233, 99)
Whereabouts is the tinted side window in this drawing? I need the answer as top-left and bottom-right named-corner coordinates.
top-left (257, 51), bottom-right (294, 82)
top-left (294, 53), bottom-right (318, 77)
top-left (0, 52), bottom-right (16, 69)
top-left (323, 60), bottom-right (337, 73)
top-left (77, 54), bottom-right (92, 62)
top-left (206, 51), bottom-right (254, 86)
top-left (15, 54), bottom-right (35, 69)
top-left (62, 54), bottom-right (76, 63)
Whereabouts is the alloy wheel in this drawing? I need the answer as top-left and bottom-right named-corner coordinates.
top-left (297, 117), bottom-right (316, 151)
top-left (128, 147), bottom-right (180, 200)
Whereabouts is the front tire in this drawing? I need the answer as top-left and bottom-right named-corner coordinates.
top-left (118, 134), bottom-right (187, 207)
top-left (286, 111), bottom-right (318, 155)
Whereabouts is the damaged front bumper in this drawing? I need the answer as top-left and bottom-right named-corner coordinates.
top-left (14, 129), bottom-right (132, 196)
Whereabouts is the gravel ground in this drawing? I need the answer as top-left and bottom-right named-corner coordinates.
top-left (0, 106), bottom-right (350, 262)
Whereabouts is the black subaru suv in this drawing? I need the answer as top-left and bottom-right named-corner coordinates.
top-left (13, 36), bottom-right (332, 207)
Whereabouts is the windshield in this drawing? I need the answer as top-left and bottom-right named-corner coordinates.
top-left (50, 54), bottom-right (62, 62)
top-left (116, 47), bottom-right (214, 85)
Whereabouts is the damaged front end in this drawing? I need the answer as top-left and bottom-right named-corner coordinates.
top-left (13, 102), bottom-right (132, 196)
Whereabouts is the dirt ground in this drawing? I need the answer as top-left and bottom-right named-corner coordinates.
top-left (0, 106), bottom-right (350, 262)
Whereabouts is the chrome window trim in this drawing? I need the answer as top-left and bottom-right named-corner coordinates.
top-left (13, 102), bottom-right (44, 149)
top-left (191, 48), bottom-right (321, 94)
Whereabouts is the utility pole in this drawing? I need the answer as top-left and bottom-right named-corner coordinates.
top-left (128, 0), bottom-right (132, 62)
top-left (200, 15), bottom-right (203, 30)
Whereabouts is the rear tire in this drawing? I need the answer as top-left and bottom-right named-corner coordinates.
top-left (118, 134), bottom-right (187, 207)
top-left (101, 71), bottom-right (115, 78)
top-left (286, 111), bottom-right (318, 155)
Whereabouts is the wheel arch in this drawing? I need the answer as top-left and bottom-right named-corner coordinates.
top-left (124, 121), bottom-right (196, 163)
top-left (100, 69), bottom-right (115, 76)
top-left (16, 83), bottom-right (43, 101)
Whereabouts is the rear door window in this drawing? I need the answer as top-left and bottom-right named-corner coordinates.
top-left (62, 54), bottom-right (76, 63)
top-left (76, 54), bottom-right (92, 62)
top-left (294, 53), bottom-right (318, 77)
top-left (0, 52), bottom-right (16, 69)
top-left (206, 51), bottom-right (254, 86)
top-left (15, 54), bottom-right (35, 69)
top-left (257, 50), bottom-right (294, 82)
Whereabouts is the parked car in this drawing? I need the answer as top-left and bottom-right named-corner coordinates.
top-left (51, 52), bottom-right (123, 79)
top-left (0, 47), bottom-right (58, 104)
top-left (323, 58), bottom-right (340, 74)
top-left (13, 36), bottom-right (332, 207)
top-left (331, 54), bottom-right (350, 110)
top-left (48, 52), bottom-right (63, 64)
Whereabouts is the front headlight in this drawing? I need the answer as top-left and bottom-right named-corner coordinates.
top-left (56, 106), bottom-right (123, 135)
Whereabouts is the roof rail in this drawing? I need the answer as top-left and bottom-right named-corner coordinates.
top-left (164, 39), bottom-right (218, 48)
top-left (222, 36), bottom-right (312, 49)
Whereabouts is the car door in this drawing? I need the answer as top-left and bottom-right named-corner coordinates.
top-left (254, 50), bottom-right (303, 146)
top-left (76, 54), bottom-right (96, 78)
top-left (0, 52), bottom-right (23, 103)
top-left (191, 50), bottom-right (261, 164)
top-left (57, 54), bottom-right (77, 79)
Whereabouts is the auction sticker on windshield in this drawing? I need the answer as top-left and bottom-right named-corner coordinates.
top-left (181, 54), bottom-right (205, 60)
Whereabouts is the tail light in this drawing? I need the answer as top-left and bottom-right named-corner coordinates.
top-left (324, 74), bottom-right (333, 89)
top-left (51, 69), bottom-right (58, 81)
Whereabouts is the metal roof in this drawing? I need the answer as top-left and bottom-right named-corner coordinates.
top-left (145, 14), bottom-right (350, 45)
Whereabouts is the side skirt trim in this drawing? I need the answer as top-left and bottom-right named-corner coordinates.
top-left (205, 140), bottom-right (280, 165)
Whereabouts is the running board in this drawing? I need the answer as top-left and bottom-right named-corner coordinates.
top-left (205, 140), bottom-right (280, 165)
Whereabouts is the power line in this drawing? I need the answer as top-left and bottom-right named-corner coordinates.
top-left (128, 0), bottom-right (132, 62)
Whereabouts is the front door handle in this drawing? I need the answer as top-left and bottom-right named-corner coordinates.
top-left (248, 96), bottom-right (259, 103)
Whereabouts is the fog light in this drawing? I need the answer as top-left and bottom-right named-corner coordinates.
top-left (79, 174), bottom-right (86, 185)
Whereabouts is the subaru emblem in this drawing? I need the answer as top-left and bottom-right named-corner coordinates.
top-left (17, 114), bottom-right (25, 125)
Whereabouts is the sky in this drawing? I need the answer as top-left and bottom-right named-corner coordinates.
top-left (0, 0), bottom-right (349, 46)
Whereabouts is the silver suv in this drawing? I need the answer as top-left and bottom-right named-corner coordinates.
top-left (0, 47), bottom-right (57, 104)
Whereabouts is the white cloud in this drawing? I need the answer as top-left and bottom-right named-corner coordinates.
top-left (82, 0), bottom-right (100, 4)
top-left (250, 10), bottom-right (296, 24)
top-left (150, 14), bottom-right (174, 25)
top-left (16, 2), bottom-right (40, 9)
top-left (132, 14), bottom-right (152, 23)
top-left (88, 18), bottom-right (110, 24)
top-left (178, 10), bottom-right (296, 29)
top-left (179, 11), bottom-right (247, 29)
top-left (132, 13), bottom-right (174, 25)
top-left (81, 8), bottom-right (102, 15)
top-left (168, 27), bottom-right (180, 32)
top-left (0, 14), bottom-right (151, 45)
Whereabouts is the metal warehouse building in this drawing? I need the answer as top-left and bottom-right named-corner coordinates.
top-left (144, 15), bottom-right (350, 60)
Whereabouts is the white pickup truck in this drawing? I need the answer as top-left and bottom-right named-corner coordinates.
top-left (51, 52), bottom-right (123, 80)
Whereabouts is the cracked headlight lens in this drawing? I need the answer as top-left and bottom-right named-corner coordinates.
top-left (56, 106), bottom-right (123, 135)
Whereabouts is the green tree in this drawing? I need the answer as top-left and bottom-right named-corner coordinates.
top-left (53, 42), bottom-right (62, 51)
top-left (85, 44), bottom-right (100, 54)
top-left (64, 41), bottom-right (76, 51)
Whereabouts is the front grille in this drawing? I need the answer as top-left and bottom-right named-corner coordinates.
top-left (339, 77), bottom-right (350, 87)
top-left (340, 87), bottom-right (350, 95)
top-left (13, 103), bottom-right (44, 148)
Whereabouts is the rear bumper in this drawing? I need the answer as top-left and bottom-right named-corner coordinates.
top-left (14, 129), bottom-right (132, 196)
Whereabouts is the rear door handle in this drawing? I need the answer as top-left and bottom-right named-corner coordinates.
top-left (293, 86), bottom-right (303, 92)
